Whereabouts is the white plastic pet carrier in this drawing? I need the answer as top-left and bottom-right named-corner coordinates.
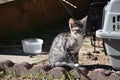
top-left (96, 0), bottom-right (120, 70)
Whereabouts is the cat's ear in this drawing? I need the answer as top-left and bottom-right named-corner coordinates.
top-left (80, 16), bottom-right (88, 24)
top-left (69, 18), bottom-right (74, 27)
top-left (80, 15), bottom-right (87, 30)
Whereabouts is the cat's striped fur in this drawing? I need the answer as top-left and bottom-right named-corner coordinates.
top-left (48, 16), bottom-right (87, 68)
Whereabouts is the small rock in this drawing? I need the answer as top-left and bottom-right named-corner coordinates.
top-left (35, 63), bottom-right (51, 71)
top-left (104, 70), bottom-right (112, 76)
top-left (86, 52), bottom-right (94, 58)
top-left (88, 70), bottom-right (106, 80)
top-left (86, 52), bottom-right (92, 56)
top-left (83, 53), bottom-right (86, 55)
top-left (19, 62), bottom-right (33, 70)
top-left (88, 69), bottom-right (117, 80)
top-left (29, 55), bottom-right (33, 58)
top-left (48, 67), bottom-right (66, 79)
top-left (94, 68), bottom-right (105, 73)
top-left (0, 60), bottom-right (14, 71)
top-left (109, 73), bottom-right (120, 80)
top-left (115, 71), bottom-right (120, 75)
top-left (93, 51), bottom-right (100, 54)
top-left (11, 62), bottom-right (32, 76)
top-left (92, 56), bottom-right (98, 61)
top-left (28, 65), bottom-right (47, 76)
top-left (69, 67), bottom-right (89, 80)
top-left (29, 63), bottom-right (50, 76)
top-left (79, 67), bottom-right (88, 74)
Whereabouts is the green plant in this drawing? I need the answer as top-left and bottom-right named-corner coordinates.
top-left (66, 71), bottom-right (73, 80)
top-left (0, 71), bottom-right (4, 77)
top-left (19, 72), bottom-right (26, 78)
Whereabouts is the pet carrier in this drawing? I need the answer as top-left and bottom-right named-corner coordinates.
top-left (96, 0), bottom-right (120, 70)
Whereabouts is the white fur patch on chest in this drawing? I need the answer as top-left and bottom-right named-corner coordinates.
top-left (72, 34), bottom-right (83, 53)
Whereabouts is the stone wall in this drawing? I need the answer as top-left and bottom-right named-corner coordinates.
top-left (0, 60), bottom-right (120, 80)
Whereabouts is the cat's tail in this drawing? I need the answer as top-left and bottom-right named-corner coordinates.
top-left (54, 62), bottom-right (80, 68)
top-left (48, 62), bottom-right (81, 70)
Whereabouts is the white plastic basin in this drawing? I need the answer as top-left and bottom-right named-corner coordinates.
top-left (22, 38), bottom-right (43, 54)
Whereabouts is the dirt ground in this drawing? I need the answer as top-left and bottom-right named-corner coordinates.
top-left (0, 37), bottom-right (110, 65)
top-left (78, 37), bottom-right (110, 65)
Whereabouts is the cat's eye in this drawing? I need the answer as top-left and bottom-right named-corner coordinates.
top-left (72, 29), bottom-right (81, 34)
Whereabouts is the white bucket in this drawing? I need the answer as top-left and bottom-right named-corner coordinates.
top-left (22, 38), bottom-right (43, 54)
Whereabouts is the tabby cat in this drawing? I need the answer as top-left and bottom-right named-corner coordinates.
top-left (48, 16), bottom-right (87, 68)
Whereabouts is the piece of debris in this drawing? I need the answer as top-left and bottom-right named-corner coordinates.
top-left (93, 51), bottom-right (100, 54)
top-left (92, 56), bottom-right (98, 61)
top-left (29, 55), bottom-right (33, 58)
top-left (104, 70), bottom-right (113, 76)
top-left (86, 52), bottom-right (94, 58)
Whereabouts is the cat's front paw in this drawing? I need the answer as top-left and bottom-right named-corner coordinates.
top-left (75, 63), bottom-right (80, 67)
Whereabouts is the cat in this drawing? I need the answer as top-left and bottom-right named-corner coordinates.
top-left (48, 16), bottom-right (87, 68)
